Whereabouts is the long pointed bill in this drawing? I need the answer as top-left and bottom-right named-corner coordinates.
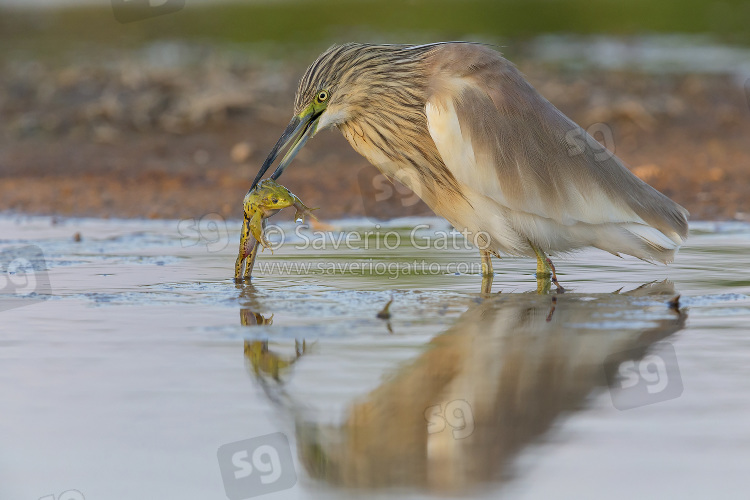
top-left (250, 108), bottom-right (321, 190)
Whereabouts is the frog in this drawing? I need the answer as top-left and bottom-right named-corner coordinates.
top-left (234, 179), bottom-right (318, 281)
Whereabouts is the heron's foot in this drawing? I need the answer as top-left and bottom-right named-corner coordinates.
top-left (545, 257), bottom-right (566, 293)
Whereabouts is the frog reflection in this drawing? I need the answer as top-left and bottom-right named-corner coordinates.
top-left (240, 309), bottom-right (274, 326)
top-left (244, 339), bottom-right (309, 382)
top-left (238, 305), bottom-right (310, 382)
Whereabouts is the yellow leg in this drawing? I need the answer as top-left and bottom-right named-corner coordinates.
top-left (243, 240), bottom-right (260, 280)
top-left (243, 219), bottom-right (264, 280)
top-left (528, 240), bottom-right (565, 293)
top-left (530, 243), bottom-right (551, 278)
top-left (236, 218), bottom-right (264, 282)
top-left (481, 273), bottom-right (494, 294)
top-left (480, 249), bottom-right (494, 276)
top-left (235, 218), bottom-right (252, 282)
top-left (480, 249), bottom-right (495, 294)
top-left (536, 275), bottom-right (551, 294)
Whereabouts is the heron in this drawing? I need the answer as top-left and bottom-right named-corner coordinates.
top-left (250, 42), bottom-right (689, 290)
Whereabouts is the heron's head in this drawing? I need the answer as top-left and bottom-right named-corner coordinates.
top-left (250, 43), bottom-right (434, 188)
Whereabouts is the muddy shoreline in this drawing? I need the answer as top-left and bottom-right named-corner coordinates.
top-left (2, 50), bottom-right (749, 222)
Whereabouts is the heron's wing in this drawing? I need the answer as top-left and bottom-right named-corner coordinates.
top-left (424, 44), bottom-right (688, 244)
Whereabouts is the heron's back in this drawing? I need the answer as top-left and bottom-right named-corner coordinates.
top-left (422, 43), bottom-right (688, 262)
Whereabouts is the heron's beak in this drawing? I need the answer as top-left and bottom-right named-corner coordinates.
top-left (250, 106), bottom-right (322, 190)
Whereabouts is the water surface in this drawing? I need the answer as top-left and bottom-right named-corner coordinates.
top-left (1, 216), bottom-right (749, 499)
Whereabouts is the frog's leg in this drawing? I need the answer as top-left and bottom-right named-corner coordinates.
top-left (242, 226), bottom-right (262, 280)
top-left (249, 211), bottom-right (273, 252)
top-left (249, 210), bottom-right (264, 243)
top-left (293, 208), bottom-right (304, 223)
top-left (234, 217), bottom-right (252, 281)
top-left (294, 207), bottom-right (319, 224)
top-left (292, 198), bottom-right (319, 224)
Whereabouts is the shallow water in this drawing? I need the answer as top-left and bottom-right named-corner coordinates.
top-left (1, 215), bottom-right (749, 500)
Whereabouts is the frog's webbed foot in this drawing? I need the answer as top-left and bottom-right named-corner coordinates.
top-left (259, 238), bottom-right (273, 254)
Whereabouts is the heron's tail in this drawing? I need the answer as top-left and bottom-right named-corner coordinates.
top-left (594, 223), bottom-right (685, 263)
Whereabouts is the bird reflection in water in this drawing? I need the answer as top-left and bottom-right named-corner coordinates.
top-left (240, 281), bottom-right (685, 494)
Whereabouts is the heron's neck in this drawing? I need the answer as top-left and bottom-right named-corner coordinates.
top-left (338, 97), bottom-right (462, 207)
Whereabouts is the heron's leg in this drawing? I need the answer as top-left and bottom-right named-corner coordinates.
top-left (529, 241), bottom-right (550, 277)
top-left (480, 249), bottom-right (494, 276)
top-left (536, 275), bottom-right (551, 294)
top-left (479, 249), bottom-right (495, 294)
top-left (481, 273), bottom-right (493, 294)
top-left (528, 240), bottom-right (565, 292)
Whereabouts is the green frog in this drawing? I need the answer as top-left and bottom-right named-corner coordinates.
top-left (234, 179), bottom-right (317, 281)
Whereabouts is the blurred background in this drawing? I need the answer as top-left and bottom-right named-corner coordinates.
top-left (1, 0), bottom-right (749, 221)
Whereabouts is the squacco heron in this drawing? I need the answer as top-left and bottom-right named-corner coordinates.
top-left (250, 42), bottom-right (689, 288)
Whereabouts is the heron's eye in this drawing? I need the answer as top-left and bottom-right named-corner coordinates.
top-left (316, 90), bottom-right (329, 102)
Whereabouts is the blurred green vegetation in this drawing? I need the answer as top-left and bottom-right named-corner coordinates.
top-left (1, 0), bottom-right (750, 61)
